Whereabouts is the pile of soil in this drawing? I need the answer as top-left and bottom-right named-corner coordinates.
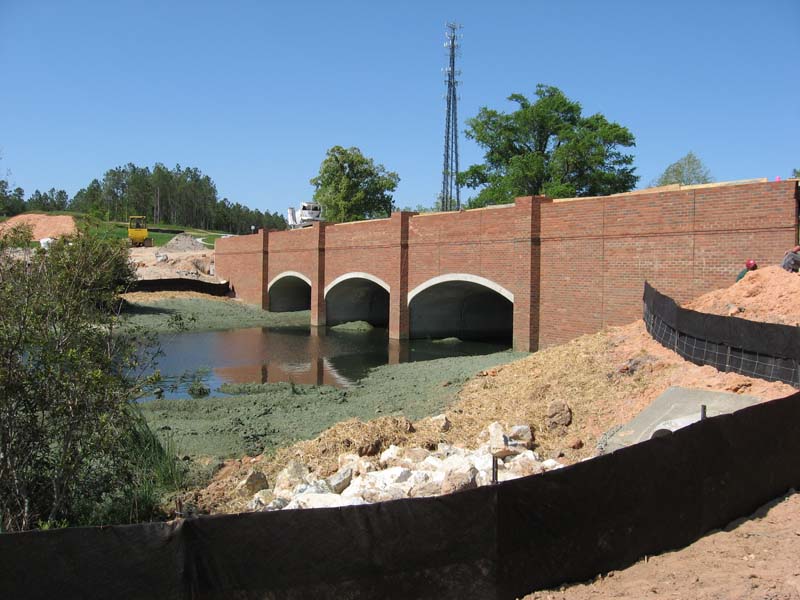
top-left (129, 247), bottom-right (217, 282)
top-left (0, 214), bottom-right (76, 240)
top-left (162, 233), bottom-right (207, 252)
top-left (685, 265), bottom-right (800, 325)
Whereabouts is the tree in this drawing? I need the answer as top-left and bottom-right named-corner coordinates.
top-left (310, 146), bottom-right (400, 223)
top-left (0, 228), bottom-right (179, 531)
top-left (460, 84), bottom-right (638, 207)
top-left (0, 180), bottom-right (25, 216)
top-left (653, 152), bottom-right (713, 186)
top-left (792, 168), bottom-right (799, 178)
top-left (72, 163), bottom-right (287, 234)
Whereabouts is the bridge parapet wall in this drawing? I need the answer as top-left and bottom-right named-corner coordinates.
top-left (215, 180), bottom-right (798, 353)
top-left (538, 180), bottom-right (798, 348)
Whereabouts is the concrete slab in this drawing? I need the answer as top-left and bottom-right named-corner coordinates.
top-left (604, 386), bottom-right (762, 453)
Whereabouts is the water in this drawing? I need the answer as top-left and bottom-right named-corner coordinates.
top-left (149, 326), bottom-right (509, 398)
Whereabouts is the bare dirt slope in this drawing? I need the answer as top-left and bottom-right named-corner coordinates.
top-left (130, 246), bottom-right (216, 281)
top-left (0, 213), bottom-right (76, 240)
top-left (526, 491), bottom-right (800, 600)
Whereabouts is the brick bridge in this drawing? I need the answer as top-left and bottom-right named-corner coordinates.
top-left (216, 179), bottom-right (798, 352)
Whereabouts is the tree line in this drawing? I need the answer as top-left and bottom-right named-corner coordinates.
top-left (0, 163), bottom-right (287, 234)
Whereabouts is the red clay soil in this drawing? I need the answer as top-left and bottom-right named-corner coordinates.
top-left (526, 491), bottom-right (800, 600)
top-left (0, 213), bottom-right (76, 240)
top-left (685, 265), bottom-right (800, 326)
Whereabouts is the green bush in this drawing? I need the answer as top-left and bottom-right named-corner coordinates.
top-left (0, 226), bottom-right (183, 531)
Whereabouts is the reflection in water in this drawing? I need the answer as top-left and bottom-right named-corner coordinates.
top-left (152, 326), bottom-right (509, 398)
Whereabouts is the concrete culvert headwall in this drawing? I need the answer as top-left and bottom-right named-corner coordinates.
top-left (409, 281), bottom-right (513, 344)
top-left (268, 275), bottom-right (311, 312)
top-left (325, 278), bottom-right (390, 327)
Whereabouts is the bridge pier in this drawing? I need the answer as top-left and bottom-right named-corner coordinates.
top-left (309, 223), bottom-right (326, 327)
top-left (388, 212), bottom-right (411, 340)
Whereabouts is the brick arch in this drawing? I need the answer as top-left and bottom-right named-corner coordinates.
top-left (267, 271), bottom-right (312, 290)
top-left (324, 272), bottom-right (391, 297)
top-left (407, 273), bottom-right (514, 305)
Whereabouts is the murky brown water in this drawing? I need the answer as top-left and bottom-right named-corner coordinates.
top-left (152, 326), bottom-right (508, 397)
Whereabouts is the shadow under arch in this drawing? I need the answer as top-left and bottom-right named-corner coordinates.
top-left (267, 271), bottom-right (311, 312)
top-left (325, 273), bottom-right (390, 327)
top-left (408, 274), bottom-right (513, 344)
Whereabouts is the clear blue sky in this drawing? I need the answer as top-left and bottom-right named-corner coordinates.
top-left (1, 0), bottom-right (798, 215)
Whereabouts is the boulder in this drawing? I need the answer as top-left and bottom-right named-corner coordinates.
top-left (274, 460), bottom-right (310, 499)
top-left (247, 489), bottom-right (275, 511)
top-left (541, 458), bottom-right (564, 471)
top-left (419, 456), bottom-right (445, 471)
top-left (292, 479), bottom-right (333, 496)
top-left (342, 467), bottom-right (413, 503)
top-left (505, 451), bottom-right (544, 477)
top-left (326, 466), bottom-right (353, 494)
top-left (265, 497), bottom-right (289, 511)
top-left (338, 453), bottom-right (377, 475)
top-left (284, 493), bottom-right (367, 510)
top-left (508, 425), bottom-right (534, 448)
top-left (487, 422), bottom-right (526, 458)
top-left (546, 401), bottom-right (572, 434)
top-left (403, 447), bottom-right (430, 464)
top-left (408, 471), bottom-right (446, 498)
top-left (379, 444), bottom-right (402, 468)
top-left (440, 465), bottom-right (478, 495)
top-left (235, 469), bottom-right (269, 498)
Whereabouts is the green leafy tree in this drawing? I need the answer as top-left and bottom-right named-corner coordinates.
top-left (0, 180), bottom-right (26, 216)
top-left (310, 146), bottom-right (400, 223)
top-left (792, 168), bottom-right (799, 178)
top-left (0, 228), bottom-right (179, 531)
top-left (653, 152), bottom-right (713, 186)
top-left (73, 163), bottom-right (287, 234)
top-left (460, 84), bottom-right (638, 207)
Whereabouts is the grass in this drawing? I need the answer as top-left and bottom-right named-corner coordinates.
top-left (120, 297), bottom-right (310, 333)
top-left (3, 210), bottom-right (229, 248)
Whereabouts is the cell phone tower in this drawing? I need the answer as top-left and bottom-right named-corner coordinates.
top-left (440, 22), bottom-right (462, 212)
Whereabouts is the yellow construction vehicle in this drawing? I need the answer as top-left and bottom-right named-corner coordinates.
top-left (127, 216), bottom-right (153, 247)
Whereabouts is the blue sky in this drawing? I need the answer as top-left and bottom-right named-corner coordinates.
top-left (1, 0), bottom-right (798, 215)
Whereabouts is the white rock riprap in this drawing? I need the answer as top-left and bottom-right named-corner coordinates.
top-left (251, 423), bottom-right (563, 512)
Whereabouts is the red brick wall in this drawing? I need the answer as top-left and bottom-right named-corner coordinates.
top-left (215, 231), bottom-right (267, 308)
top-left (215, 180), bottom-right (799, 353)
top-left (537, 180), bottom-right (798, 348)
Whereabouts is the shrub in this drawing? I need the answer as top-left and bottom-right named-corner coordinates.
top-left (0, 227), bottom-right (180, 531)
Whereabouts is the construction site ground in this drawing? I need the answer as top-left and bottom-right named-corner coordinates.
top-left (124, 256), bottom-right (800, 597)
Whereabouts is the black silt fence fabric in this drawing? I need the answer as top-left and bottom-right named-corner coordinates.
top-left (643, 281), bottom-right (800, 386)
top-left (3, 391), bottom-right (800, 600)
top-left (129, 278), bottom-right (230, 296)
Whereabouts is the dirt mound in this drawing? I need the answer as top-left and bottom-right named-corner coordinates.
top-left (685, 265), bottom-right (800, 325)
top-left (162, 233), bottom-right (207, 252)
top-left (0, 214), bottom-right (76, 240)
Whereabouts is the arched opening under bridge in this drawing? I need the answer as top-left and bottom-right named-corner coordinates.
top-left (408, 275), bottom-right (513, 344)
top-left (268, 272), bottom-right (311, 312)
top-left (325, 273), bottom-right (390, 328)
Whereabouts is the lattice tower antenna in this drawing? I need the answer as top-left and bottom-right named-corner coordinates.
top-left (440, 22), bottom-right (462, 211)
